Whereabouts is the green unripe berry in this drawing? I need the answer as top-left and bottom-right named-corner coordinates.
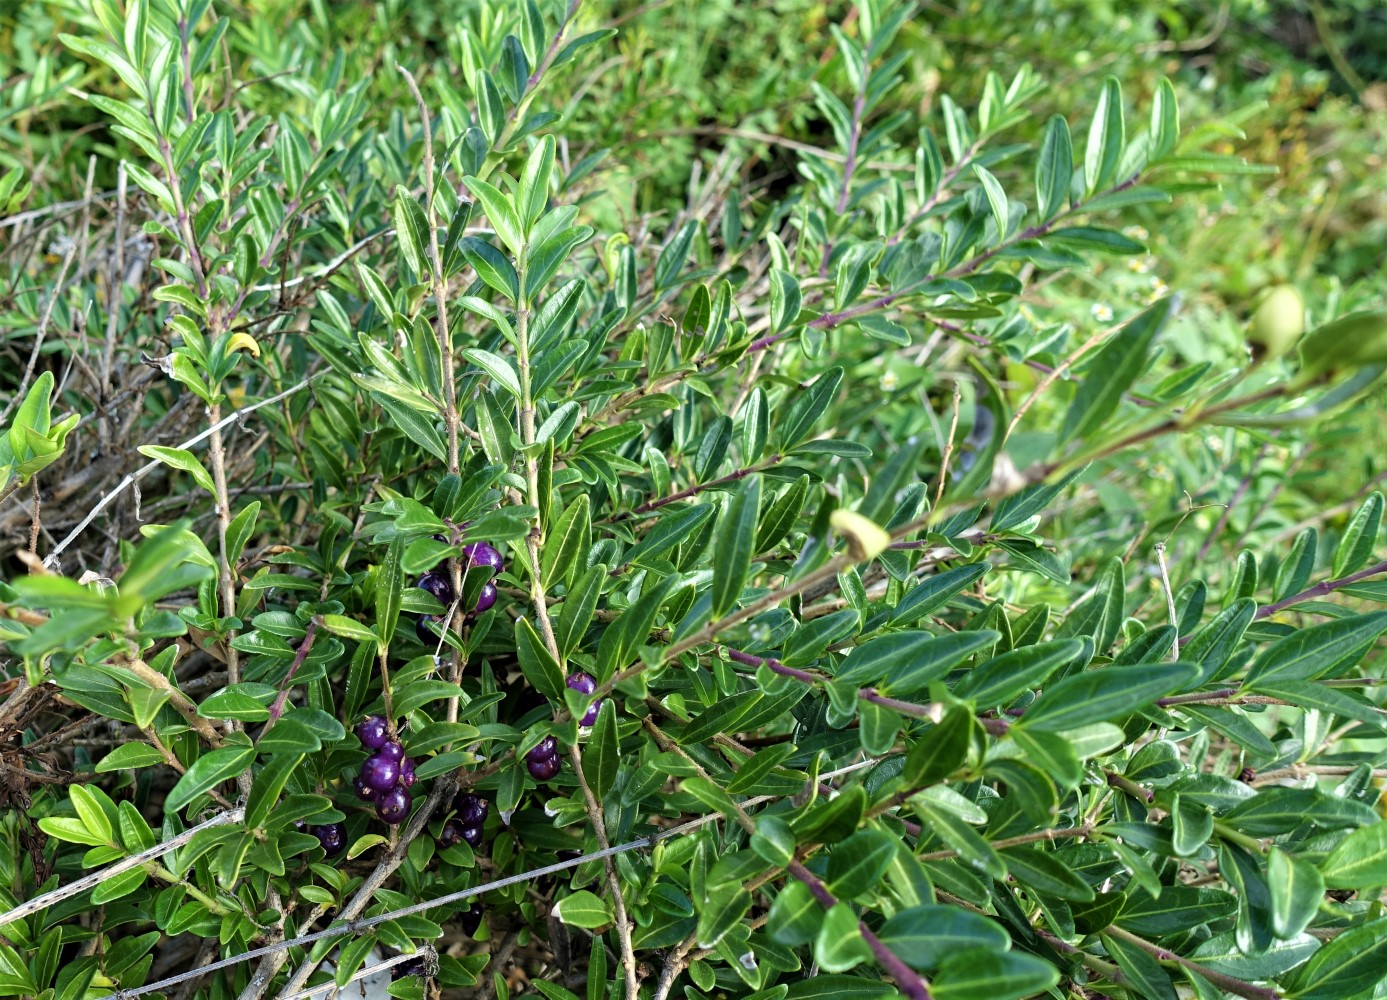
top-left (1247, 285), bottom-right (1304, 362)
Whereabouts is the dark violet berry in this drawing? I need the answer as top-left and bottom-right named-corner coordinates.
top-left (400, 756), bottom-right (417, 788)
top-left (417, 614), bottom-right (440, 644)
top-left (438, 818), bottom-right (465, 848)
top-left (473, 581), bottom-right (497, 614)
top-left (378, 740), bottom-right (405, 762)
top-left (526, 735), bottom-right (557, 763)
top-left (311, 822), bottom-right (346, 857)
top-left (566, 671), bottom-right (602, 726)
top-left (527, 754), bottom-right (561, 782)
top-left (376, 783), bottom-right (411, 824)
top-left (460, 825), bottom-right (484, 848)
top-left (353, 774), bottom-right (380, 802)
top-left (565, 671), bottom-right (597, 696)
top-left (459, 904), bottom-right (483, 937)
top-left (391, 955), bottom-right (427, 981)
top-left (462, 541), bottom-right (504, 575)
top-left (417, 570), bottom-right (454, 606)
top-left (454, 793), bottom-right (488, 826)
top-left (355, 715), bottom-right (389, 749)
top-left (361, 751), bottom-right (400, 792)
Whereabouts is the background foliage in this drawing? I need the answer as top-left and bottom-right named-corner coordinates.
top-left (2, 1), bottom-right (1387, 999)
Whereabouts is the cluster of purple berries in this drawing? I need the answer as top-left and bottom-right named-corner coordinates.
top-left (525, 735), bottom-right (562, 781)
top-left (438, 792), bottom-right (489, 849)
top-left (566, 670), bottom-right (602, 726)
top-left (297, 820), bottom-right (346, 857)
top-left (352, 715), bottom-right (416, 824)
top-left (415, 541), bottom-right (505, 643)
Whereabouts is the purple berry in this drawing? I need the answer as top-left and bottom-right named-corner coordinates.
top-left (417, 570), bottom-right (454, 606)
top-left (566, 672), bottom-right (602, 726)
top-left (376, 784), bottom-right (410, 824)
top-left (473, 581), bottom-right (497, 614)
top-left (455, 794), bottom-right (488, 825)
top-left (438, 819), bottom-right (465, 848)
top-left (392, 955), bottom-right (426, 981)
top-left (462, 541), bottom-right (504, 575)
top-left (378, 740), bottom-right (404, 762)
top-left (400, 756), bottom-right (417, 788)
top-left (353, 774), bottom-right (380, 802)
top-left (528, 754), bottom-right (561, 782)
top-left (566, 671), bottom-right (597, 696)
top-left (311, 822), bottom-right (346, 857)
top-left (460, 825), bottom-right (483, 848)
top-left (460, 904), bottom-right (483, 936)
top-left (361, 752), bottom-right (400, 792)
top-left (526, 736), bottom-right (557, 763)
top-left (355, 715), bottom-right (389, 749)
top-left (417, 614), bottom-right (440, 644)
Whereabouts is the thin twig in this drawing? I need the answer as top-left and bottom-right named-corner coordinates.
top-left (43, 375), bottom-right (322, 568)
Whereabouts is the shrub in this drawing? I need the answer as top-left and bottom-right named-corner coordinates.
top-left (3, 2), bottom-right (1387, 1000)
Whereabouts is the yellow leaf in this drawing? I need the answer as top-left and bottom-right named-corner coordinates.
top-left (830, 509), bottom-right (890, 562)
top-left (227, 332), bottom-right (260, 358)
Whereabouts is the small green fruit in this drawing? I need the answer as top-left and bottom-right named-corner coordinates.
top-left (1247, 285), bottom-right (1304, 362)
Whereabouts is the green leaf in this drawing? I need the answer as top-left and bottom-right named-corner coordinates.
top-left (553, 890), bottom-right (612, 929)
top-left (813, 903), bottom-right (872, 972)
top-left (1018, 661), bottom-right (1197, 733)
top-left (376, 535), bottom-right (404, 648)
top-left (973, 165), bottom-right (1009, 236)
top-left (165, 744), bottom-right (257, 812)
top-left (137, 445), bottom-right (215, 493)
top-left (1321, 821), bottom-right (1387, 889)
top-left (696, 884), bottom-right (752, 949)
top-left (70, 785), bottom-right (114, 846)
top-left (1100, 932), bottom-right (1178, 1000)
top-left (769, 881), bottom-right (822, 946)
top-left (542, 494), bottom-right (591, 589)
top-left (911, 797), bottom-right (1005, 880)
top-left (459, 237), bottom-right (519, 300)
top-left (1084, 76), bottom-right (1124, 195)
top-left (878, 904), bottom-right (1010, 972)
top-left (777, 367), bottom-right (843, 449)
top-left (245, 752), bottom-right (304, 829)
top-left (1060, 296), bottom-right (1174, 444)
top-left (465, 175), bottom-right (524, 257)
top-left (1334, 491), bottom-right (1383, 577)
top-left (954, 639), bottom-right (1081, 707)
top-left (1244, 612), bottom-right (1387, 689)
top-left (1267, 846), bottom-right (1324, 940)
top-left (463, 348), bottom-right (522, 399)
top-left (393, 185), bottom-right (431, 276)
top-left (1285, 917), bottom-right (1387, 1000)
top-left (712, 476), bottom-right (761, 618)
top-left (826, 828), bottom-right (897, 900)
top-left (256, 717), bottom-right (321, 754)
top-left (901, 705), bottom-right (974, 787)
top-left (1035, 114), bottom-right (1072, 221)
top-left (519, 134), bottom-right (555, 231)
top-left (932, 948), bottom-right (1060, 1000)
top-left (95, 743), bottom-right (166, 772)
top-left (836, 630), bottom-right (998, 693)
top-left (888, 562), bottom-right (990, 626)
top-left (581, 700), bottom-right (618, 798)
top-left (770, 269), bottom-right (802, 333)
top-left (751, 815), bottom-right (797, 867)
top-left (516, 618), bottom-right (565, 701)
top-left (1151, 77), bottom-right (1180, 159)
top-left (1003, 845), bottom-right (1095, 901)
